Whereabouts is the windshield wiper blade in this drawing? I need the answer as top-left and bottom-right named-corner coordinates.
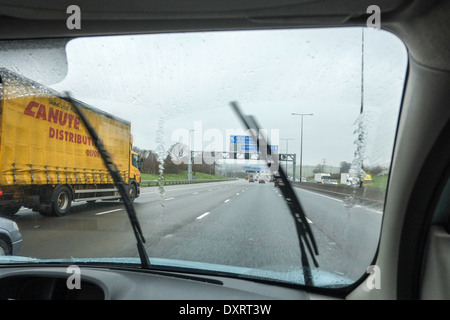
top-left (65, 92), bottom-right (151, 269)
top-left (230, 101), bottom-right (319, 287)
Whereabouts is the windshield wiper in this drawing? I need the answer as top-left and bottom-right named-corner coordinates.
top-left (231, 101), bottom-right (319, 287)
top-left (65, 92), bottom-right (151, 269)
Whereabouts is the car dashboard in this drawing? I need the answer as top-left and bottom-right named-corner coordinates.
top-left (0, 265), bottom-right (326, 301)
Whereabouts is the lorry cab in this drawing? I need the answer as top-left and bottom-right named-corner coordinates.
top-left (0, 69), bottom-right (143, 217)
top-left (129, 150), bottom-right (142, 200)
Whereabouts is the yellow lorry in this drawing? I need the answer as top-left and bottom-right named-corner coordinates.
top-left (0, 68), bottom-right (142, 216)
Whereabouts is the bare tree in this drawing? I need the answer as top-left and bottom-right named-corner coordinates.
top-left (313, 163), bottom-right (324, 174)
top-left (340, 161), bottom-right (352, 173)
top-left (132, 147), bottom-right (160, 174)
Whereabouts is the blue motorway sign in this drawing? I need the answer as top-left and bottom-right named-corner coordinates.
top-left (230, 135), bottom-right (278, 153)
top-left (230, 135), bottom-right (251, 144)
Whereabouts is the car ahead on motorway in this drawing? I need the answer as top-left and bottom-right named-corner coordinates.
top-left (259, 179), bottom-right (265, 184)
top-left (273, 176), bottom-right (284, 188)
top-left (0, 217), bottom-right (22, 256)
top-left (0, 0), bottom-right (448, 304)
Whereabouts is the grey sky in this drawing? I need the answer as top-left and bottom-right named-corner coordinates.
top-left (43, 27), bottom-right (407, 169)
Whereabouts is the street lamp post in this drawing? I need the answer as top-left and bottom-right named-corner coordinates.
top-left (292, 113), bottom-right (313, 182)
top-left (188, 129), bottom-right (194, 181)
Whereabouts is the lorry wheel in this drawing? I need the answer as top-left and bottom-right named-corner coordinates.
top-left (51, 185), bottom-right (72, 217)
top-left (0, 205), bottom-right (21, 216)
top-left (128, 183), bottom-right (137, 202)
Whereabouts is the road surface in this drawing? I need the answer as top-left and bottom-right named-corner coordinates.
top-left (9, 179), bottom-right (383, 282)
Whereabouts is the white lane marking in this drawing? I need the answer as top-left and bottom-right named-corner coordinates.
top-left (355, 205), bottom-right (383, 214)
top-left (95, 208), bottom-right (123, 216)
top-left (296, 186), bottom-right (383, 213)
top-left (196, 212), bottom-right (210, 220)
top-left (193, 192), bottom-right (199, 194)
top-left (236, 193), bottom-right (240, 196)
top-left (165, 197), bottom-right (175, 201)
top-left (224, 199), bottom-right (230, 203)
top-left (306, 217), bottom-right (314, 224)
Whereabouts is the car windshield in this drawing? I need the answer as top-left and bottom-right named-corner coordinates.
top-left (0, 27), bottom-right (407, 289)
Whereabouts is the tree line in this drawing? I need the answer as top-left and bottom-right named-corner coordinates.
top-left (312, 161), bottom-right (388, 179)
top-left (133, 143), bottom-right (216, 176)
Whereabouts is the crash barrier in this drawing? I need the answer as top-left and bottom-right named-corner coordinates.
top-left (291, 182), bottom-right (385, 206)
top-left (141, 179), bottom-right (236, 187)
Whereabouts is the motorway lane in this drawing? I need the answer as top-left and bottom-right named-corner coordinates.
top-left (145, 182), bottom-right (383, 281)
top-left (14, 201), bottom-right (137, 259)
top-left (10, 179), bottom-right (383, 282)
top-left (136, 180), bottom-right (258, 248)
top-left (13, 180), bottom-right (252, 259)
top-left (147, 181), bottom-right (300, 270)
top-left (291, 187), bottom-right (383, 279)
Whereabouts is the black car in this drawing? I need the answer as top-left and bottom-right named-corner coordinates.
top-left (273, 176), bottom-right (284, 188)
